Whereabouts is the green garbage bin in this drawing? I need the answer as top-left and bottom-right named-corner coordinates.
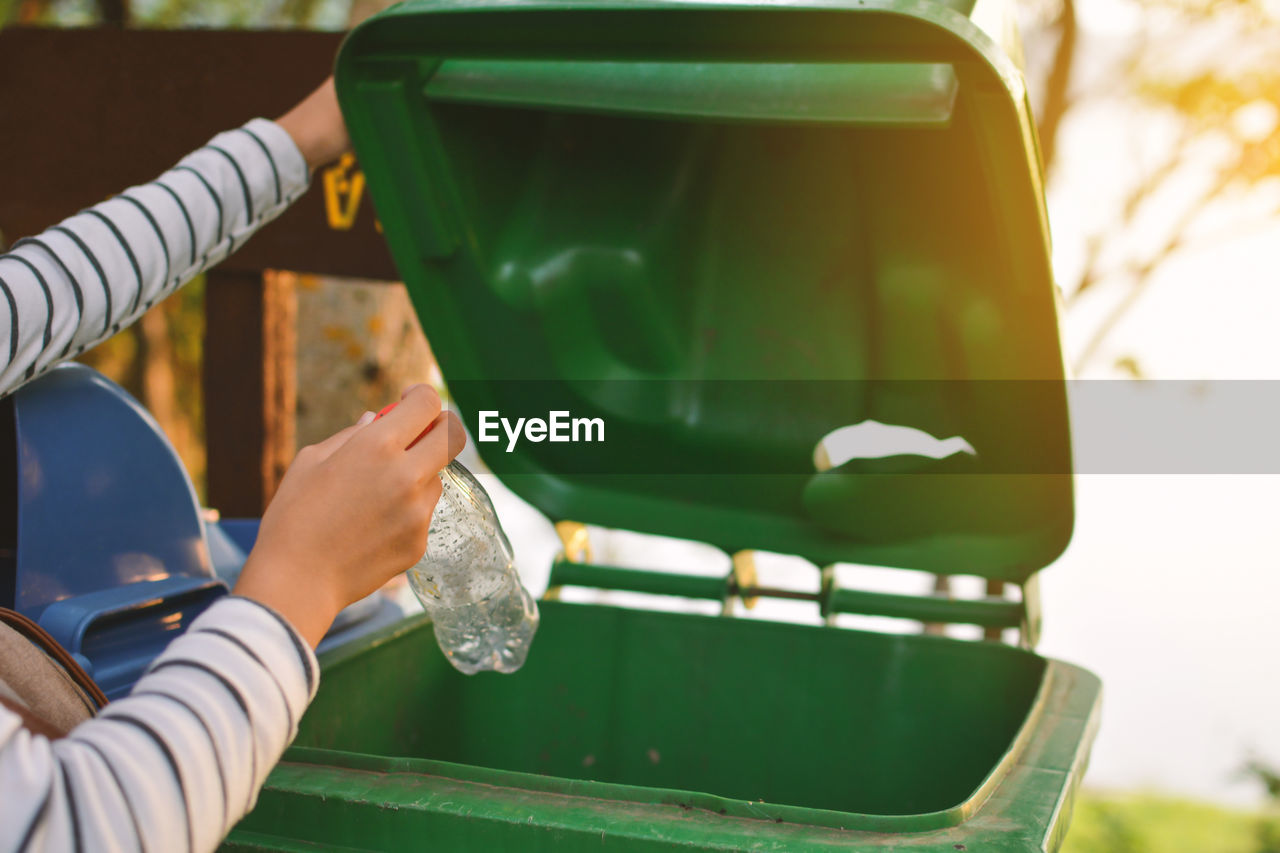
top-left (226, 1), bottom-right (1101, 850)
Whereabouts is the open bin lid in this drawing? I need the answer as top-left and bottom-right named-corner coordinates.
top-left (335, 0), bottom-right (1073, 584)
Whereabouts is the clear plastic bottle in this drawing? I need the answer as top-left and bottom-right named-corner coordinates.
top-left (405, 459), bottom-right (539, 674)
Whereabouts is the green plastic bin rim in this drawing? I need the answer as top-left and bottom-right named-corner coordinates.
top-left (334, 0), bottom-right (1073, 584)
top-left (272, 608), bottom-right (1102, 838)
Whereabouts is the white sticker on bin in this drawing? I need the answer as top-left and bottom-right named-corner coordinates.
top-left (813, 420), bottom-right (975, 472)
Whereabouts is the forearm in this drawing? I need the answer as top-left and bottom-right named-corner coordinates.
top-left (275, 78), bottom-right (351, 173)
top-left (0, 596), bottom-right (317, 852)
top-left (0, 118), bottom-right (310, 397)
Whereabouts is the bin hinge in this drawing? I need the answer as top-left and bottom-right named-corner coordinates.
top-left (554, 520), bottom-right (593, 564)
top-left (1018, 573), bottom-right (1041, 649)
top-left (545, 521), bottom-right (594, 602)
top-left (543, 524), bottom-right (1040, 647)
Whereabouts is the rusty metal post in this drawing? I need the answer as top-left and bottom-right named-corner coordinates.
top-left (203, 269), bottom-right (297, 517)
top-left (984, 580), bottom-right (1006, 642)
top-left (922, 574), bottom-right (951, 636)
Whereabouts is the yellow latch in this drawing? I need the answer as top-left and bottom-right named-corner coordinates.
top-left (555, 520), bottom-right (593, 564)
top-left (731, 550), bottom-right (760, 611)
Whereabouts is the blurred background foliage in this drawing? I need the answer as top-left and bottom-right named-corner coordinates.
top-left (0, 0), bottom-right (350, 28)
top-left (1064, 760), bottom-right (1280, 852)
top-left (1064, 792), bottom-right (1274, 853)
top-left (1022, 0), bottom-right (1280, 374)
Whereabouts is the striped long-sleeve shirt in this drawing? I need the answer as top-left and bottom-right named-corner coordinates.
top-left (0, 119), bottom-right (320, 852)
top-left (0, 118), bottom-right (306, 393)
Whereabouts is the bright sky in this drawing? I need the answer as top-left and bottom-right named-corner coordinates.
top-left (1052, 0), bottom-right (1280, 379)
top-left (1031, 0), bottom-right (1280, 807)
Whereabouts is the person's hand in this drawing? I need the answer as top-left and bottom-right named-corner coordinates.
top-left (233, 385), bottom-right (466, 647)
top-left (275, 76), bottom-right (351, 173)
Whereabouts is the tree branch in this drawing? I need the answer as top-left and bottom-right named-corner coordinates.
top-left (1071, 173), bottom-right (1236, 372)
top-left (1036, 0), bottom-right (1078, 173)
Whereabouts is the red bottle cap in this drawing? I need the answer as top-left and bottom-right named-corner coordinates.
top-left (374, 400), bottom-right (436, 448)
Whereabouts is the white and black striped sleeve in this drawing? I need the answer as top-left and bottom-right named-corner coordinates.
top-left (0, 595), bottom-right (319, 853)
top-left (0, 117), bottom-right (309, 397)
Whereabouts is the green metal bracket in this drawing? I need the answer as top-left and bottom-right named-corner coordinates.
top-left (547, 560), bottom-right (731, 602)
top-left (819, 578), bottom-right (1024, 629)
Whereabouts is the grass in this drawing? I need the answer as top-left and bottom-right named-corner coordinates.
top-left (1064, 791), bottom-right (1278, 853)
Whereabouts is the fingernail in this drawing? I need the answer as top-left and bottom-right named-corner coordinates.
top-left (356, 410), bottom-right (376, 427)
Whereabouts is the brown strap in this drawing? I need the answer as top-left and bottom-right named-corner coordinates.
top-left (0, 695), bottom-right (67, 739)
top-left (0, 607), bottom-right (109, 709)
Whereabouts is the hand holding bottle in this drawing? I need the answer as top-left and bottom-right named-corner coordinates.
top-left (234, 385), bottom-right (466, 647)
top-left (374, 402), bottom-right (540, 674)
